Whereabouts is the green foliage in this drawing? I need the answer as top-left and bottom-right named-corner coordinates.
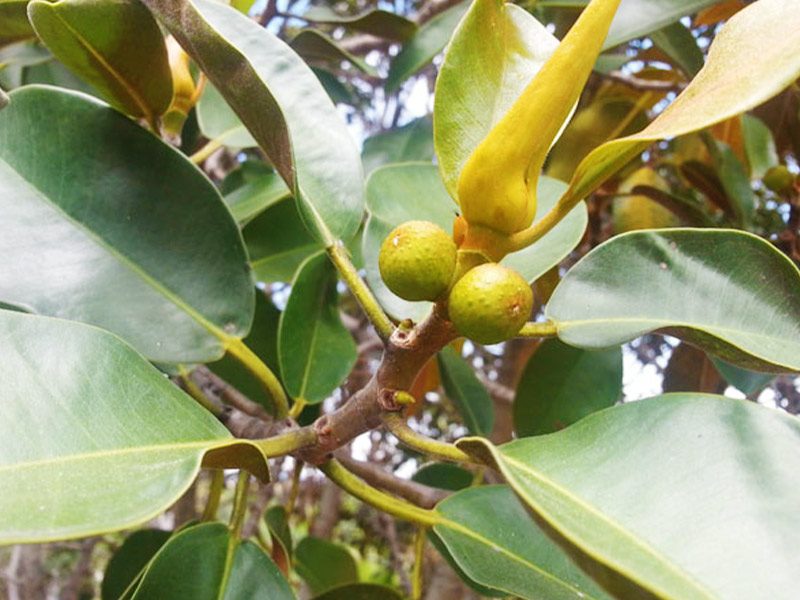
top-left (459, 394), bottom-right (800, 599)
top-left (2, 0), bottom-right (800, 597)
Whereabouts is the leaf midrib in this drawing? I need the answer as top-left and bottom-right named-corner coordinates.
top-left (38, 5), bottom-right (154, 120)
top-left (0, 439), bottom-right (223, 473)
top-left (435, 514), bottom-right (602, 598)
top-left (499, 453), bottom-right (715, 599)
top-left (1, 157), bottom-right (233, 347)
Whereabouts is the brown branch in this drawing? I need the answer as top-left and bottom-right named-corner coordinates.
top-left (335, 453), bottom-right (449, 509)
top-left (191, 366), bottom-right (273, 421)
top-left (298, 305), bottom-right (456, 464)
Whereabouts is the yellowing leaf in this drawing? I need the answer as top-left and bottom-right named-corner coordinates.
top-left (562, 0), bottom-right (800, 214)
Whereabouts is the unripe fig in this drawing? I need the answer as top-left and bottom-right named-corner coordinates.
top-left (763, 165), bottom-right (795, 193)
top-left (613, 167), bottom-right (679, 234)
top-left (379, 221), bottom-right (457, 302)
top-left (448, 263), bottom-right (533, 345)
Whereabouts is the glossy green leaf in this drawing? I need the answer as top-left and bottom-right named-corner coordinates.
top-left (102, 529), bottom-right (171, 600)
top-left (437, 347), bottom-right (494, 436)
top-left (433, 485), bottom-right (612, 599)
top-left (563, 0), bottom-right (800, 207)
top-left (290, 30), bottom-right (377, 77)
top-left (0, 310), bottom-right (266, 544)
top-left (301, 6), bottom-right (417, 42)
top-left (363, 164), bottom-right (585, 320)
top-left (546, 229), bottom-right (800, 372)
top-left (0, 0), bottom-right (35, 47)
top-left (142, 0), bottom-right (364, 245)
top-left (278, 253), bottom-right (358, 403)
top-left (710, 357), bottom-right (775, 396)
top-left (513, 339), bottom-right (622, 437)
top-left (295, 537), bottom-right (359, 595)
top-left (132, 522), bottom-right (294, 599)
top-left (433, 0), bottom-right (560, 200)
top-left (385, 1), bottom-right (468, 92)
top-left (361, 117), bottom-right (434, 175)
top-left (742, 114), bottom-right (778, 180)
top-left (196, 82), bottom-right (257, 149)
top-left (244, 199), bottom-right (319, 284)
top-left (412, 462), bottom-right (472, 491)
top-left (28, 0), bottom-right (172, 120)
top-left (650, 21), bottom-right (704, 77)
top-left (224, 170), bottom-right (292, 226)
top-left (0, 86), bottom-right (253, 364)
top-left (209, 291), bottom-right (283, 414)
top-left (312, 584), bottom-right (404, 600)
top-left (458, 394), bottom-right (800, 599)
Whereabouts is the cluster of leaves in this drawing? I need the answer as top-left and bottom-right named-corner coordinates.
top-left (1, 0), bottom-right (800, 598)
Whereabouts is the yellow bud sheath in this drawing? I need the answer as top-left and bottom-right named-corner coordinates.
top-left (457, 0), bottom-right (622, 236)
top-left (163, 36), bottom-right (198, 135)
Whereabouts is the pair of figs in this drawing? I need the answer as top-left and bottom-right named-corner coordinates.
top-left (378, 221), bottom-right (532, 345)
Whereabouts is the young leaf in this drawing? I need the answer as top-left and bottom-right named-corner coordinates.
top-left (561, 0), bottom-right (800, 210)
top-left (432, 485), bottom-right (612, 599)
top-left (28, 0), bottom-right (172, 122)
top-left (294, 537), bottom-right (359, 595)
top-left (102, 529), bottom-right (171, 600)
top-left (513, 339), bottom-right (622, 437)
top-left (278, 253), bottom-right (358, 404)
top-left (546, 229), bottom-right (800, 372)
top-left (132, 522), bottom-right (294, 599)
top-left (434, 0), bottom-right (560, 201)
top-left (385, 1), bottom-right (469, 92)
top-left (141, 0), bottom-right (364, 245)
top-left (458, 394), bottom-right (800, 599)
top-left (0, 310), bottom-right (266, 545)
top-left (0, 86), bottom-right (254, 364)
top-left (437, 347), bottom-right (494, 436)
